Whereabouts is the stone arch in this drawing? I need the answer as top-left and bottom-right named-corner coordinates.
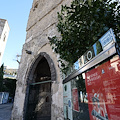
top-left (28, 52), bottom-right (56, 83)
top-left (23, 52), bottom-right (56, 120)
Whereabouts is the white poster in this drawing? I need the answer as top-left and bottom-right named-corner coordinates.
top-left (63, 82), bottom-right (73, 120)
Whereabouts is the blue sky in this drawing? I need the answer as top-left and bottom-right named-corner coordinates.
top-left (0, 0), bottom-right (33, 69)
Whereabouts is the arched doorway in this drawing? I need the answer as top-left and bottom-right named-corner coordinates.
top-left (25, 53), bottom-right (56, 120)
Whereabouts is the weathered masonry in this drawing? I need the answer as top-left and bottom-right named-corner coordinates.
top-left (11, 0), bottom-right (72, 120)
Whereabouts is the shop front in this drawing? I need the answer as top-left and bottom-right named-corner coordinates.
top-left (63, 29), bottom-right (120, 120)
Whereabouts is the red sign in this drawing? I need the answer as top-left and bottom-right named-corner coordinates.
top-left (85, 55), bottom-right (120, 120)
top-left (72, 88), bottom-right (79, 112)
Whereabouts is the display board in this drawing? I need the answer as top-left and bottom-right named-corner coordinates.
top-left (71, 76), bottom-right (90, 120)
top-left (72, 88), bottom-right (79, 112)
top-left (63, 82), bottom-right (73, 120)
top-left (85, 55), bottom-right (120, 120)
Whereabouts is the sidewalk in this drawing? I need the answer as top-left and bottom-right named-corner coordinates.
top-left (0, 103), bottom-right (13, 120)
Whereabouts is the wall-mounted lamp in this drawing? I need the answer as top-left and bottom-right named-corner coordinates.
top-left (48, 37), bottom-right (53, 41)
top-left (25, 50), bottom-right (32, 54)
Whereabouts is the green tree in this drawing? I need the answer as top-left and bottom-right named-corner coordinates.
top-left (2, 78), bottom-right (16, 98)
top-left (50, 0), bottom-right (120, 73)
top-left (0, 64), bottom-right (4, 91)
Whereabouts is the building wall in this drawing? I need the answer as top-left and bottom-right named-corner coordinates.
top-left (3, 67), bottom-right (17, 79)
top-left (0, 19), bottom-right (10, 65)
top-left (11, 0), bottom-right (72, 120)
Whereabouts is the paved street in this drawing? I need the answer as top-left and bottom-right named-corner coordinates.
top-left (0, 103), bottom-right (13, 120)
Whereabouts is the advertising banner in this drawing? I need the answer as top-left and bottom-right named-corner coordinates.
top-left (85, 55), bottom-right (120, 120)
top-left (72, 88), bottom-right (79, 112)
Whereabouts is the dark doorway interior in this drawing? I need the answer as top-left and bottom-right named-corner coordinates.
top-left (26, 57), bottom-right (51, 120)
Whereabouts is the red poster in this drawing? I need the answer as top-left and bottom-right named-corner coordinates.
top-left (85, 55), bottom-right (120, 120)
top-left (72, 88), bottom-right (79, 112)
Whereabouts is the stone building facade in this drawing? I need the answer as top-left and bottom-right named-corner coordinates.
top-left (11, 0), bottom-right (72, 120)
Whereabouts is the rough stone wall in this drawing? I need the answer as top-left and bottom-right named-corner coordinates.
top-left (11, 0), bottom-right (72, 120)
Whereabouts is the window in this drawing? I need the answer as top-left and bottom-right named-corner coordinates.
top-left (3, 33), bottom-right (6, 42)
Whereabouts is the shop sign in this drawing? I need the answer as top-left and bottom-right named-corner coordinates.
top-left (73, 28), bottom-right (116, 71)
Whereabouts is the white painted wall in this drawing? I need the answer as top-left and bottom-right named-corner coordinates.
top-left (0, 19), bottom-right (10, 65)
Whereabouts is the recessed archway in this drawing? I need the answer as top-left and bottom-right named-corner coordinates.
top-left (24, 52), bottom-right (56, 120)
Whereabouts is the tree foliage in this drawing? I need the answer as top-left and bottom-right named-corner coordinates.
top-left (0, 64), bottom-right (16, 97)
top-left (2, 78), bottom-right (16, 97)
top-left (50, 0), bottom-right (120, 73)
